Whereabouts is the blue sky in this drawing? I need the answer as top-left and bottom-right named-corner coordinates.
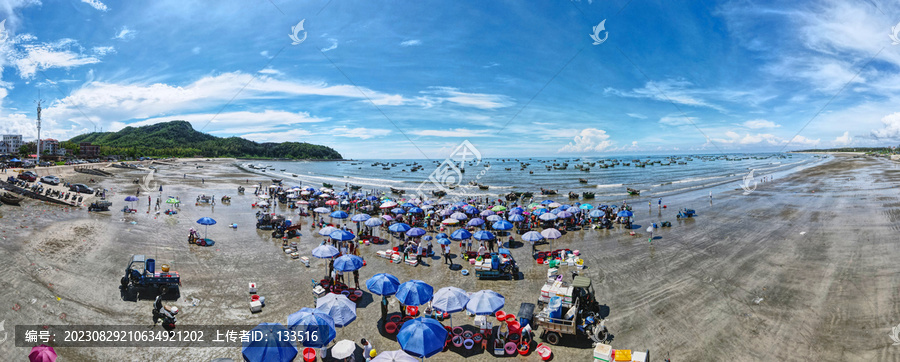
top-left (1, 0), bottom-right (899, 159)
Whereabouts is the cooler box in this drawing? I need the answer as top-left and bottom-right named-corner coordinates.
top-left (547, 268), bottom-right (559, 278)
top-left (630, 351), bottom-right (648, 362)
top-left (249, 300), bottom-right (263, 313)
top-left (593, 343), bottom-right (612, 362)
top-left (540, 284), bottom-right (552, 298)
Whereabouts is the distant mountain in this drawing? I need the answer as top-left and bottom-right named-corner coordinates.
top-left (67, 121), bottom-right (342, 160)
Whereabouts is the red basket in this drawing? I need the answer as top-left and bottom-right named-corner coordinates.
top-left (303, 347), bottom-right (316, 362)
top-left (389, 315), bottom-right (402, 324)
top-left (385, 322), bottom-right (398, 334)
top-left (495, 311), bottom-right (507, 321)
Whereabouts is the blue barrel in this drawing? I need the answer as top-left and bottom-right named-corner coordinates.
top-left (146, 259), bottom-right (155, 274)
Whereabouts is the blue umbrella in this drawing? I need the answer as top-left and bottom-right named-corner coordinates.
top-left (558, 204), bottom-right (571, 210)
top-left (397, 317), bottom-right (448, 358)
top-left (492, 220), bottom-right (513, 230)
top-left (479, 209), bottom-right (494, 217)
top-left (316, 293), bottom-right (357, 327)
top-left (533, 208), bottom-right (549, 216)
top-left (450, 212), bottom-right (468, 220)
top-left (366, 273), bottom-right (400, 296)
top-left (286, 308), bottom-right (336, 347)
top-left (467, 218), bottom-right (485, 227)
top-left (539, 213), bottom-right (558, 221)
top-left (339, 191), bottom-right (350, 196)
top-left (388, 223), bottom-right (411, 233)
top-left (124, 195), bottom-right (139, 202)
top-left (423, 235), bottom-right (433, 241)
top-left (557, 211), bottom-right (573, 218)
top-left (549, 208), bottom-right (562, 214)
top-left (406, 227), bottom-right (427, 237)
top-left (617, 210), bottom-right (633, 217)
top-left (401, 202), bottom-right (416, 208)
top-left (508, 214), bottom-right (525, 222)
top-left (196, 217), bottom-right (217, 239)
top-left (473, 230), bottom-right (495, 241)
top-left (431, 287), bottom-right (469, 314)
top-left (329, 229), bottom-right (356, 241)
top-left (330, 210), bottom-right (349, 219)
top-left (541, 228), bottom-right (562, 240)
top-left (486, 214), bottom-right (502, 222)
top-left (391, 208), bottom-right (405, 214)
top-left (580, 204), bottom-right (594, 210)
top-left (436, 232), bottom-right (448, 239)
top-left (540, 200), bottom-right (554, 205)
top-left (510, 207), bottom-right (525, 214)
top-left (367, 195), bottom-right (378, 201)
top-left (318, 226), bottom-right (338, 236)
top-left (437, 237), bottom-right (452, 245)
top-left (241, 323), bottom-right (298, 362)
top-left (465, 290), bottom-right (505, 315)
top-left (314, 207), bottom-right (331, 214)
top-left (454, 201), bottom-right (468, 207)
top-left (464, 206), bottom-right (479, 214)
top-left (521, 231), bottom-right (544, 242)
top-left (333, 254), bottom-right (364, 272)
top-left (589, 209), bottom-right (604, 218)
top-left (395, 280), bottom-right (434, 306)
top-left (311, 244), bottom-right (340, 258)
top-left (364, 218), bottom-right (383, 227)
top-left (407, 207), bottom-right (424, 214)
top-left (350, 214), bottom-right (371, 222)
top-left (450, 229), bottom-right (471, 240)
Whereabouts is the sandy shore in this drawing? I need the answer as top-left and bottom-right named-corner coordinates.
top-left (2, 155), bottom-right (900, 361)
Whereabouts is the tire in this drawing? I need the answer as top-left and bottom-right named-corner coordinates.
top-left (120, 276), bottom-right (129, 287)
top-left (545, 332), bottom-right (561, 345)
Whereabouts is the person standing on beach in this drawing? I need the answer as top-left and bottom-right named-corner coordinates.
top-left (380, 296), bottom-right (389, 324)
top-left (443, 243), bottom-right (452, 265)
top-left (658, 198), bottom-right (662, 210)
top-left (353, 270), bottom-right (360, 289)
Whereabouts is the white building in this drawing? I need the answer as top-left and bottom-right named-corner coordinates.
top-left (41, 138), bottom-right (59, 155)
top-left (0, 134), bottom-right (23, 154)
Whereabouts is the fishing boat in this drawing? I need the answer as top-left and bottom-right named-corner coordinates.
top-left (272, 179), bottom-right (283, 183)
top-left (578, 178), bottom-right (588, 183)
top-left (432, 190), bottom-right (447, 197)
top-left (522, 191), bottom-right (534, 198)
top-left (582, 192), bottom-right (595, 199)
top-left (323, 183), bottom-right (334, 188)
top-left (349, 185), bottom-right (362, 190)
top-left (1, 192), bottom-right (24, 205)
top-left (390, 187), bottom-right (405, 194)
top-left (478, 185), bottom-right (489, 190)
top-left (626, 188), bottom-right (641, 196)
top-left (567, 192), bottom-right (578, 199)
top-left (540, 188), bottom-right (558, 195)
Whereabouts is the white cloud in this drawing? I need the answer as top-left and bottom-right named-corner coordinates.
top-left (331, 126), bottom-right (391, 139)
top-left (114, 26), bottom-right (136, 40)
top-left (741, 119), bottom-right (780, 129)
top-left (12, 39), bottom-right (102, 79)
top-left (192, 47), bottom-right (201, 54)
top-left (321, 38), bottom-right (338, 52)
top-left (833, 131), bottom-right (852, 146)
top-left (130, 110), bottom-right (327, 130)
top-left (400, 39), bottom-right (421, 47)
top-left (241, 129), bottom-right (315, 143)
top-left (558, 128), bottom-right (614, 153)
top-left (421, 87), bottom-right (513, 109)
top-left (870, 112), bottom-right (900, 140)
top-left (92, 46), bottom-right (115, 56)
top-left (605, 80), bottom-right (725, 111)
top-left (626, 113), bottom-right (646, 119)
top-left (786, 135), bottom-right (820, 146)
top-left (81, 0), bottom-right (107, 11)
top-left (258, 68), bottom-right (281, 75)
top-left (659, 115), bottom-right (697, 126)
top-left (260, 50), bottom-right (269, 58)
top-left (709, 131), bottom-right (820, 146)
top-left (410, 128), bottom-right (492, 137)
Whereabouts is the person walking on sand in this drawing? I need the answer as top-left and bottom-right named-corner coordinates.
top-left (380, 296), bottom-right (389, 324)
top-left (647, 224), bottom-right (654, 243)
top-left (658, 198), bottom-right (662, 210)
top-left (443, 243), bottom-right (452, 265)
top-left (353, 270), bottom-right (360, 289)
top-left (362, 339), bottom-right (373, 362)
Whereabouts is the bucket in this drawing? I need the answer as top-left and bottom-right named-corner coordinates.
top-left (473, 333), bottom-right (483, 343)
top-left (385, 322), bottom-right (397, 334)
top-left (462, 331), bottom-right (474, 339)
top-left (160, 264), bottom-right (170, 272)
top-left (505, 314), bottom-right (516, 322)
top-left (495, 311), bottom-right (507, 321)
top-left (536, 258), bottom-right (544, 265)
top-left (452, 335), bottom-right (464, 347)
top-left (452, 326), bottom-right (464, 336)
top-left (464, 339), bottom-right (474, 349)
top-left (390, 315), bottom-right (402, 324)
top-left (251, 295), bottom-right (260, 302)
top-left (505, 342), bottom-right (517, 355)
top-left (145, 258), bottom-right (155, 274)
top-left (302, 347), bottom-right (316, 362)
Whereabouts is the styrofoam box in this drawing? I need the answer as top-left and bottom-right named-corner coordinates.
top-left (249, 301), bottom-right (263, 313)
top-left (593, 343), bottom-right (612, 361)
top-left (630, 351), bottom-right (648, 362)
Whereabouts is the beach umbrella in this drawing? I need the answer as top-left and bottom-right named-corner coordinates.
top-left (341, 200), bottom-right (350, 205)
top-left (431, 286), bottom-right (469, 313)
top-left (364, 218), bottom-right (383, 227)
top-left (541, 228), bottom-right (562, 239)
top-left (437, 237), bottom-right (451, 245)
top-left (539, 213), bottom-right (558, 221)
top-left (391, 208), bottom-right (405, 214)
top-left (450, 212), bottom-right (468, 220)
top-left (316, 294), bottom-right (357, 327)
top-left (296, 200), bottom-right (309, 205)
top-left (436, 232), bottom-right (448, 238)
top-left (28, 344), bottom-right (56, 362)
top-left (465, 290), bottom-right (505, 315)
top-left (330, 210), bottom-right (349, 219)
top-left (485, 214), bottom-right (502, 222)
top-left (333, 254), bottom-right (364, 272)
top-left (467, 218), bottom-right (485, 227)
top-left (331, 340), bottom-right (357, 360)
top-left (258, 195), bottom-right (270, 199)
top-left (557, 211), bottom-right (573, 218)
top-left (473, 230), bottom-right (495, 241)
top-left (395, 280), bottom-right (434, 306)
top-left (382, 215), bottom-right (394, 221)
top-left (589, 209), bottom-right (604, 218)
top-left (258, 201), bottom-right (270, 207)
top-left (617, 210), bottom-right (633, 217)
top-left (439, 209), bottom-right (453, 217)
top-left (558, 204), bottom-right (571, 210)
top-left (423, 235), bottom-right (433, 241)
top-left (312, 244), bottom-right (340, 258)
top-left (508, 214), bottom-right (525, 222)
top-left (540, 200), bottom-right (554, 205)
top-left (522, 231), bottom-right (544, 242)
top-left (371, 350), bottom-right (419, 362)
top-left (366, 273), bottom-right (400, 296)
top-left (314, 207), bottom-right (330, 214)
top-left (479, 209), bottom-right (494, 217)
top-left (491, 205), bottom-right (507, 212)
top-left (196, 217), bottom-right (216, 239)
top-left (450, 229), bottom-right (471, 240)
top-left (397, 317), bottom-right (448, 358)
top-left (367, 195), bottom-right (379, 201)
top-left (533, 208), bottom-right (549, 216)
top-left (319, 226), bottom-right (338, 236)
top-left (287, 308), bottom-right (336, 347)
top-left (405, 227), bottom-right (427, 237)
top-left (580, 203), bottom-right (594, 210)
top-left (464, 205), bottom-right (479, 214)
top-left (408, 207), bottom-right (424, 214)
top-left (301, 191), bottom-right (311, 195)
top-left (440, 218), bottom-right (459, 225)
top-left (241, 323), bottom-right (298, 362)
top-left (421, 204), bottom-right (434, 210)
top-left (380, 201), bottom-right (398, 209)
top-left (388, 223), bottom-right (411, 233)
top-left (510, 207), bottom-right (525, 214)
top-left (124, 195), bottom-right (138, 206)
top-left (326, 199), bottom-right (339, 206)
top-left (351, 214), bottom-right (371, 222)
top-left (330, 229), bottom-right (356, 242)
top-left (492, 220), bottom-right (513, 230)
top-left (401, 202), bottom-right (415, 208)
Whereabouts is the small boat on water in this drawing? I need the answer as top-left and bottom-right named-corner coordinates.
top-left (568, 192), bottom-right (578, 199)
top-left (432, 190), bottom-right (447, 197)
top-left (1, 192), bottom-right (24, 205)
top-left (390, 187), bottom-right (405, 194)
top-left (578, 178), bottom-right (588, 183)
top-left (349, 185), bottom-right (362, 190)
top-left (323, 183), bottom-right (334, 188)
top-left (627, 187), bottom-right (641, 196)
top-left (478, 185), bottom-right (489, 190)
top-left (582, 192), bottom-right (595, 199)
top-left (540, 188), bottom-right (557, 195)
top-left (272, 179), bottom-right (283, 183)
top-left (291, 174), bottom-right (298, 177)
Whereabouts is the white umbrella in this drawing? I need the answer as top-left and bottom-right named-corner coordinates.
top-left (257, 201), bottom-right (269, 207)
top-left (258, 195), bottom-right (270, 199)
top-left (331, 339), bottom-right (357, 360)
top-left (371, 350), bottom-right (419, 362)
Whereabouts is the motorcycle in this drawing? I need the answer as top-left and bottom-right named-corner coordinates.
top-left (153, 296), bottom-right (178, 331)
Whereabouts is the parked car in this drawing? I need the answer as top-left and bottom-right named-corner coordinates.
top-left (17, 171), bottom-right (37, 182)
top-left (40, 175), bottom-right (60, 185)
top-left (69, 184), bottom-right (93, 194)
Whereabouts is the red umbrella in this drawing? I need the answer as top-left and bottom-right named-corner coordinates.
top-left (29, 344), bottom-right (56, 362)
top-left (325, 200), bottom-right (339, 206)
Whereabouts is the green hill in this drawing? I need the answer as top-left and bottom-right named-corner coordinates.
top-left (66, 121), bottom-right (342, 160)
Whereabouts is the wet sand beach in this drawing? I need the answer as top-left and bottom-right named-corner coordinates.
top-left (2, 155), bottom-right (900, 361)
